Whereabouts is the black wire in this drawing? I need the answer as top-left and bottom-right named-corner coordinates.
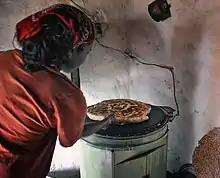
top-left (96, 39), bottom-right (180, 118)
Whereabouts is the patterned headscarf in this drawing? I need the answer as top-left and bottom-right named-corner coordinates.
top-left (15, 4), bottom-right (96, 72)
top-left (16, 4), bottom-right (95, 49)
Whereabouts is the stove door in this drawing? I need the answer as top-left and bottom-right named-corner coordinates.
top-left (116, 156), bottom-right (147, 178)
top-left (115, 144), bottom-right (167, 178)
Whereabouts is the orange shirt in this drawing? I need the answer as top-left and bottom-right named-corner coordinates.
top-left (0, 50), bottom-right (87, 151)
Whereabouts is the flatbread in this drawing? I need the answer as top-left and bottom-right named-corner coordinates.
top-left (193, 128), bottom-right (220, 178)
top-left (87, 99), bottom-right (151, 123)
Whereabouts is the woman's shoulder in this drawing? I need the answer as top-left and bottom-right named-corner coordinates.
top-left (50, 73), bottom-right (87, 123)
top-left (52, 73), bottom-right (85, 101)
top-left (0, 49), bottom-right (16, 57)
top-left (0, 49), bottom-right (23, 65)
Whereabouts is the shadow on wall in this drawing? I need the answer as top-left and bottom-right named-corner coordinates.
top-left (124, 18), bottom-right (174, 107)
top-left (48, 169), bottom-right (80, 178)
top-left (109, 17), bottom-right (166, 100)
top-left (170, 19), bottom-right (204, 168)
top-left (125, 18), bottom-right (165, 64)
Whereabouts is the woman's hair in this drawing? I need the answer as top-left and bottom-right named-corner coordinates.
top-left (17, 14), bottom-right (75, 72)
top-left (15, 4), bottom-right (96, 73)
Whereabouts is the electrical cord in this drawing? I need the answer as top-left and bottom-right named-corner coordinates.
top-left (96, 39), bottom-right (180, 119)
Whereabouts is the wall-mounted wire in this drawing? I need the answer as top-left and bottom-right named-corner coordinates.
top-left (66, 0), bottom-right (180, 119)
top-left (96, 40), bottom-right (180, 119)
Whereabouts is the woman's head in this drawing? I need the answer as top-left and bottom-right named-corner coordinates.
top-left (15, 4), bottom-right (95, 73)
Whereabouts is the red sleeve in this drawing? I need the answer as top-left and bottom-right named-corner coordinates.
top-left (51, 88), bottom-right (87, 147)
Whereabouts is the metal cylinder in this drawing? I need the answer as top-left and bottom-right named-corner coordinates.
top-left (79, 124), bottom-right (168, 178)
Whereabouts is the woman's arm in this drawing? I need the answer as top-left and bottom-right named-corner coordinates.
top-left (81, 115), bottom-right (115, 138)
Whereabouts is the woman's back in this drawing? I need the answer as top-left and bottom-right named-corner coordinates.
top-left (0, 50), bottom-right (87, 178)
top-left (0, 49), bottom-right (86, 144)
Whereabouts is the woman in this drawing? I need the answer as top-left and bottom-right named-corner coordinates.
top-left (0, 4), bottom-right (114, 178)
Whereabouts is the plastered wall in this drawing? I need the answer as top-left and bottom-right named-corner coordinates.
top-left (1, 0), bottom-right (220, 177)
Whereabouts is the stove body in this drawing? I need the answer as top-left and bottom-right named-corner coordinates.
top-left (71, 69), bottom-right (172, 178)
top-left (79, 106), bottom-right (170, 178)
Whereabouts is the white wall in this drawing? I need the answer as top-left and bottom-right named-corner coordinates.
top-left (1, 0), bottom-right (220, 177)
top-left (78, 0), bottom-right (220, 172)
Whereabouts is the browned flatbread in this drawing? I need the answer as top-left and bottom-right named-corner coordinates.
top-left (87, 99), bottom-right (151, 123)
top-left (193, 128), bottom-right (220, 178)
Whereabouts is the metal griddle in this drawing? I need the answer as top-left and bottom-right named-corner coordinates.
top-left (70, 69), bottom-right (175, 138)
top-left (85, 105), bottom-right (174, 137)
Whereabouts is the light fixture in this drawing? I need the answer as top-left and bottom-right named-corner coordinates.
top-left (148, 0), bottom-right (171, 22)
